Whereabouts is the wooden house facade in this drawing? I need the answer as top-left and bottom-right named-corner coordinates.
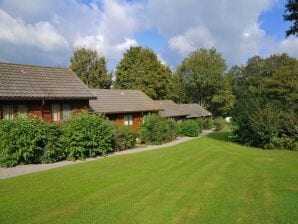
top-left (90, 89), bottom-right (162, 130)
top-left (0, 62), bottom-right (94, 122)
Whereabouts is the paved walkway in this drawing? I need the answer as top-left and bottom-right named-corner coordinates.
top-left (0, 130), bottom-right (213, 179)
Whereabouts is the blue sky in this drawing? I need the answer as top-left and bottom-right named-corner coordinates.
top-left (0, 0), bottom-right (297, 70)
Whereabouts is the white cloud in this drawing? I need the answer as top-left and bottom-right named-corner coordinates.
top-left (0, 0), bottom-right (297, 69)
top-left (0, 9), bottom-right (68, 51)
top-left (275, 37), bottom-right (298, 58)
top-left (72, 0), bottom-right (143, 62)
top-left (169, 26), bottom-right (216, 56)
top-left (147, 0), bottom-right (274, 66)
top-left (74, 35), bottom-right (138, 60)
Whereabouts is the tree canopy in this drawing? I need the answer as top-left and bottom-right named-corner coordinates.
top-left (230, 53), bottom-right (298, 150)
top-left (284, 0), bottom-right (298, 37)
top-left (70, 48), bottom-right (112, 89)
top-left (176, 48), bottom-right (235, 116)
top-left (114, 46), bottom-right (173, 100)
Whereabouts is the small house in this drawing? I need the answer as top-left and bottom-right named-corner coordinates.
top-left (0, 62), bottom-right (95, 122)
top-left (156, 100), bottom-right (189, 121)
top-left (178, 104), bottom-right (212, 118)
top-left (90, 89), bottom-right (162, 129)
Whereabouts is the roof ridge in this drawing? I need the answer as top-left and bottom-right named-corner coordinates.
top-left (0, 61), bottom-right (68, 70)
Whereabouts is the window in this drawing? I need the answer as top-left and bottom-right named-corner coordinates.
top-left (17, 104), bottom-right (28, 117)
top-left (124, 114), bottom-right (134, 126)
top-left (2, 105), bottom-right (14, 120)
top-left (62, 104), bottom-right (71, 121)
top-left (52, 104), bottom-right (61, 122)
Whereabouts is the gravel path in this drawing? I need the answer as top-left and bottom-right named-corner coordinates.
top-left (0, 130), bottom-right (213, 179)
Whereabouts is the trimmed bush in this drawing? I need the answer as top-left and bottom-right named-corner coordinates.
top-left (232, 100), bottom-right (298, 150)
top-left (177, 120), bottom-right (201, 137)
top-left (61, 112), bottom-right (114, 160)
top-left (112, 125), bottom-right (137, 151)
top-left (214, 117), bottom-right (226, 131)
top-left (203, 118), bottom-right (214, 130)
top-left (140, 114), bottom-right (176, 145)
top-left (0, 116), bottom-right (63, 167)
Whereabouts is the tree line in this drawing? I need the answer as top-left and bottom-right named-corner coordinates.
top-left (69, 46), bottom-right (298, 150)
top-left (70, 46), bottom-right (237, 117)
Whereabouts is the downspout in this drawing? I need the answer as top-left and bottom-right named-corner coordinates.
top-left (41, 99), bottom-right (45, 119)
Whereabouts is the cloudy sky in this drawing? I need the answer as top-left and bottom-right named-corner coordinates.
top-left (0, 0), bottom-right (297, 70)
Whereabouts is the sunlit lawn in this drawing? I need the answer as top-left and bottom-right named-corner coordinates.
top-left (0, 131), bottom-right (297, 224)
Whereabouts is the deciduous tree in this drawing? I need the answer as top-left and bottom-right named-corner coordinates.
top-left (114, 46), bottom-right (173, 99)
top-left (70, 48), bottom-right (112, 88)
top-left (284, 0), bottom-right (298, 37)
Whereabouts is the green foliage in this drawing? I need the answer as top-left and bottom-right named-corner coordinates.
top-left (203, 118), bottom-right (214, 130)
top-left (112, 125), bottom-right (137, 151)
top-left (210, 75), bottom-right (236, 117)
top-left (176, 120), bottom-right (201, 137)
top-left (140, 114), bottom-right (176, 144)
top-left (232, 100), bottom-right (298, 150)
top-left (0, 116), bottom-right (63, 167)
top-left (214, 117), bottom-right (226, 131)
top-left (230, 54), bottom-right (298, 150)
top-left (61, 112), bottom-right (114, 160)
top-left (283, 0), bottom-right (298, 37)
top-left (176, 48), bottom-right (235, 116)
top-left (70, 47), bottom-right (112, 88)
top-left (114, 46), bottom-right (173, 99)
top-left (229, 54), bottom-right (298, 111)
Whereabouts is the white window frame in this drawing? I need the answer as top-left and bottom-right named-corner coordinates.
top-left (62, 104), bottom-right (72, 121)
top-left (17, 104), bottom-right (28, 118)
top-left (52, 104), bottom-right (61, 122)
top-left (2, 105), bottom-right (14, 120)
top-left (124, 114), bottom-right (134, 126)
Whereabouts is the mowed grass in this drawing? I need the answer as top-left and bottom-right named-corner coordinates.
top-left (0, 132), bottom-right (297, 224)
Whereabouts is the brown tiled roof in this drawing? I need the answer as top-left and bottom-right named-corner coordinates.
top-left (179, 104), bottom-right (212, 118)
top-left (156, 100), bottom-right (189, 117)
top-left (90, 89), bottom-right (162, 114)
top-left (0, 62), bottom-right (95, 100)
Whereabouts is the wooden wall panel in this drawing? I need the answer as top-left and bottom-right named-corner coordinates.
top-left (42, 103), bottom-right (52, 122)
top-left (28, 103), bottom-right (42, 118)
top-left (116, 114), bottom-right (124, 126)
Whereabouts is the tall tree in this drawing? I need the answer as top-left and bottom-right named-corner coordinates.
top-left (114, 46), bottom-right (173, 100)
top-left (230, 53), bottom-right (298, 113)
top-left (70, 48), bottom-right (112, 88)
top-left (177, 48), bottom-right (233, 116)
top-left (284, 0), bottom-right (298, 37)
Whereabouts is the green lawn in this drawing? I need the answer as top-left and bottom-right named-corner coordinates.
top-left (0, 132), bottom-right (297, 224)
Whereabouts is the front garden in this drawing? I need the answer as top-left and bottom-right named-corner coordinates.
top-left (0, 131), bottom-right (297, 224)
top-left (0, 113), bottom-right (208, 167)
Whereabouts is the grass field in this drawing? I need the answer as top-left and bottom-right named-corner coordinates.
top-left (0, 131), bottom-right (297, 224)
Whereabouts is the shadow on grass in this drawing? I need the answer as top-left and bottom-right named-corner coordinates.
top-left (205, 131), bottom-right (233, 143)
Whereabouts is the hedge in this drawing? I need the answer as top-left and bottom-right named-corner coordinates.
top-left (0, 116), bottom-right (63, 167)
top-left (214, 117), bottom-right (226, 131)
top-left (177, 120), bottom-right (201, 137)
top-left (112, 125), bottom-right (137, 151)
top-left (61, 112), bottom-right (114, 160)
top-left (140, 114), bottom-right (176, 145)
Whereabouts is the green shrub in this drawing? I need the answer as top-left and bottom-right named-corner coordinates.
top-left (176, 120), bottom-right (201, 137)
top-left (40, 123), bottom-right (64, 163)
top-left (0, 116), bottom-right (63, 167)
top-left (214, 117), bottom-right (226, 131)
top-left (232, 99), bottom-right (297, 150)
top-left (140, 114), bottom-right (176, 145)
top-left (61, 112), bottom-right (113, 160)
top-left (112, 125), bottom-right (137, 151)
top-left (197, 119), bottom-right (204, 130)
top-left (265, 135), bottom-right (298, 151)
top-left (203, 118), bottom-right (214, 130)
